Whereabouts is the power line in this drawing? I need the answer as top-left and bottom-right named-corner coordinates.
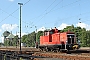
top-left (0, 8), bottom-right (19, 23)
top-left (23, 0), bottom-right (31, 6)
top-left (28, 0), bottom-right (57, 23)
top-left (22, 0), bottom-right (81, 29)
top-left (52, 0), bottom-right (81, 13)
top-left (34, 0), bottom-right (80, 25)
top-left (17, 0), bottom-right (90, 32)
top-left (34, 0), bottom-right (81, 26)
top-left (21, 0), bottom-right (90, 31)
top-left (22, 0), bottom-right (80, 27)
top-left (46, 0), bottom-right (63, 14)
top-left (34, 0), bottom-right (63, 25)
top-left (36, 11), bottom-right (90, 28)
top-left (0, 0), bottom-right (31, 24)
top-left (44, 0), bottom-right (57, 12)
top-left (22, 0), bottom-right (57, 28)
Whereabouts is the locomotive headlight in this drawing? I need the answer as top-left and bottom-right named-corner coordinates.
top-left (66, 40), bottom-right (68, 44)
top-left (66, 41), bottom-right (67, 42)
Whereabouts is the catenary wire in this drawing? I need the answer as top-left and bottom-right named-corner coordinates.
top-left (34, 0), bottom-right (80, 25)
top-left (0, 0), bottom-right (31, 24)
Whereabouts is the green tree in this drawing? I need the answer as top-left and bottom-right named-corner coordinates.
top-left (22, 31), bottom-right (43, 47)
top-left (4, 40), bottom-right (10, 46)
top-left (80, 28), bottom-right (86, 47)
top-left (36, 31), bottom-right (43, 44)
top-left (12, 35), bottom-right (19, 46)
top-left (61, 25), bottom-right (75, 32)
top-left (22, 35), bottom-right (27, 43)
top-left (86, 30), bottom-right (90, 47)
top-left (22, 31), bottom-right (36, 47)
top-left (28, 31), bottom-right (36, 47)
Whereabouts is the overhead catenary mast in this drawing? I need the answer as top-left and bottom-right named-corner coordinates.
top-left (18, 3), bottom-right (23, 51)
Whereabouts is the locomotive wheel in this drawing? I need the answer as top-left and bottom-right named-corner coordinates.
top-left (50, 49), bottom-right (53, 52)
top-left (66, 50), bottom-right (71, 54)
top-left (54, 50), bottom-right (59, 52)
top-left (45, 47), bottom-right (48, 52)
top-left (39, 48), bottom-right (43, 51)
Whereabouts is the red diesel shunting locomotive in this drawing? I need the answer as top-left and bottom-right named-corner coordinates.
top-left (39, 27), bottom-right (80, 52)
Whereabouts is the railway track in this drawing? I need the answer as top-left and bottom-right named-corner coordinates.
top-left (33, 53), bottom-right (90, 60)
top-left (33, 49), bottom-right (90, 60)
top-left (0, 47), bottom-right (90, 60)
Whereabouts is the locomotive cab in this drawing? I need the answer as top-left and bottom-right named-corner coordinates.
top-left (66, 32), bottom-right (80, 50)
top-left (67, 34), bottom-right (75, 44)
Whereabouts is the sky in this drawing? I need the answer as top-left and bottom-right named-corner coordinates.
top-left (0, 0), bottom-right (90, 43)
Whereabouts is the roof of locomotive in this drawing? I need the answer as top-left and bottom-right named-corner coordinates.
top-left (64, 30), bottom-right (75, 34)
top-left (43, 27), bottom-right (75, 34)
top-left (44, 27), bottom-right (60, 32)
